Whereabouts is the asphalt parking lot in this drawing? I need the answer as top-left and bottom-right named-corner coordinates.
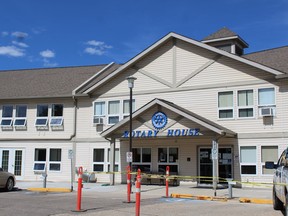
top-left (0, 181), bottom-right (284, 216)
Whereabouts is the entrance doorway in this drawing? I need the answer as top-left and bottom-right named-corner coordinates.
top-left (199, 147), bottom-right (232, 184)
top-left (0, 149), bottom-right (24, 180)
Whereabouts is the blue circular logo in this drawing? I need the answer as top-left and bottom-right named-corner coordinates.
top-left (152, 111), bottom-right (167, 130)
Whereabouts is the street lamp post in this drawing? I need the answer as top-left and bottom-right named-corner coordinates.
top-left (126, 76), bottom-right (137, 171)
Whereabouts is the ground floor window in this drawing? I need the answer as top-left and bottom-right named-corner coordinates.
top-left (93, 148), bottom-right (120, 172)
top-left (261, 146), bottom-right (278, 175)
top-left (34, 148), bottom-right (61, 171)
top-left (240, 146), bottom-right (256, 175)
top-left (93, 149), bottom-right (105, 171)
top-left (132, 148), bottom-right (151, 172)
top-left (158, 147), bottom-right (178, 173)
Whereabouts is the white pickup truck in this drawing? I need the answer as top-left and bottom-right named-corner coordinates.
top-left (266, 148), bottom-right (288, 216)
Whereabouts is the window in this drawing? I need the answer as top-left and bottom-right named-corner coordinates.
top-left (35, 105), bottom-right (49, 126)
top-left (218, 91), bottom-right (233, 119)
top-left (123, 99), bottom-right (135, 118)
top-left (261, 146), bottom-right (278, 175)
top-left (158, 147), bottom-right (178, 173)
top-left (108, 148), bottom-right (120, 172)
top-left (93, 102), bottom-right (105, 124)
top-left (108, 101), bottom-right (120, 124)
top-left (132, 148), bottom-right (151, 172)
top-left (238, 90), bottom-right (254, 118)
top-left (50, 104), bottom-right (63, 126)
top-left (258, 88), bottom-right (275, 106)
top-left (14, 105), bottom-right (27, 127)
top-left (49, 149), bottom-right (61, 171)
top-left (240, 146), bottom-right (256, 175)
top-left (34, 148), bottom-right (46, 171)
top-left (93, 149), bottom-right (105, 171)
top-left (1, 105), bottom-right (13, 127)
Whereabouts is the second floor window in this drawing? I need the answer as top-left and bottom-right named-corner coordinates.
top-left (50, 104), bottom-right (63, 126)
top-left (218, 91), bottom-right (233, 119)
top-left (35, 105), bottom-right (49, 126)
top-left (108, 101), bottom-right (120, 124)
top-left (94, 102), bottom-right (105, 124)
top-left (238, 90), bottom-right (254, 118)
top-left (258, 88), bottom-right (275, 106)
top-left (123, 99), bottom-right (135, 118)
top-left (1, 105), bottom-right (13, 127)
top-left (14, 105), bottom-right (27, 126)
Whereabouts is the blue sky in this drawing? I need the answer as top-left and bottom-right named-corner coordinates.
top-left (1, 0), bottom-right (288, 71)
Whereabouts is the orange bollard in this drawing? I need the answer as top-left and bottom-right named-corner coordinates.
top-left (166, 166), bottom-right (170, 198)
top-left (127, 166), bottom-right (131, 203)
top-left (74, 167), bottom-right (86, 212)
top-left (135, 169), bottom-right (141, 216)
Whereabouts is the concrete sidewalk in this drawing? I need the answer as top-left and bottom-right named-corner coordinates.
top-left (15, 180), bottom-right (273, 201)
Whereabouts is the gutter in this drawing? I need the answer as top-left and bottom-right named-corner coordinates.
top-left (276, 73), bottom-right (288, 79)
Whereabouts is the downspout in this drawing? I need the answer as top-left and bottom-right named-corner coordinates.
top-left (70, 96), bottom-right (78, 188)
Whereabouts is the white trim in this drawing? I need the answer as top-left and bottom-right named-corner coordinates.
top-left (72, 62), bottom-right (115, 95)
top-left (83, 33), bottom-right (284, 95)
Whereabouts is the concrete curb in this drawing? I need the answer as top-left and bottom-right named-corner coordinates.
top-left (171, 193), bottom-right (273, 204)
top-left (239, 197), bottom-right (273, 204)
top-left (171, 193), bottom-right (227, 202)
top-left (27, 188), bottom-right (72, 193)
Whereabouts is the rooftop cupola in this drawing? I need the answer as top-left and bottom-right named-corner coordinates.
top-left (201, 27), bottom-right (249, 56)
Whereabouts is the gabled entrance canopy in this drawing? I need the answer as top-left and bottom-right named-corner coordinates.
top-left (101, 98), bottom-right (236, 139)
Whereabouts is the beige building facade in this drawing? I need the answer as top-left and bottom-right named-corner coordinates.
top-left (0, 28), bottom-right (287, 185)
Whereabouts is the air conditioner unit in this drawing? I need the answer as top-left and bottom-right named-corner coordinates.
top-left (94, 117), bottom-right (104, 125)
top-left (260, 107), bottom-right (274, 117)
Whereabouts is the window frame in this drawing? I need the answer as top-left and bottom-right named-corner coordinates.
top-left (1, 105), bottom-right (13, 127)
top-left (107, 148), bottom-right (120, 172)
top-left (157, 147), bottom-right (179, 173)
top-left (237, 89), bottom-right (254, 119)
top-left (93, 101), bottom-right (106, 125)
top-left (123, 99), bottom-right (135, 118)
top-left (240, 146), bottom-right (257, 176)
top-left (107, 100), bottom-right (120, 125)
top-left (35, 104), bottom-right (49, 127)
top-left (132, 147), bottom-right (152, 172)
top-left (49, 148), bottom-right (62, 172)
top-left (14, 105), bottom-right (27, 127)
top-left (218, 91), bottom-right (234, 120)
top-left (261, 146), bottom-right (278, 175)
top-left (93, 148), bottom-right (105, 172)
top-left (50, 104), bottom-right (64, 127)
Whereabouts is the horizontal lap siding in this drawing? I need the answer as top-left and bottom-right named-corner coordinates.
top-left (0, 98), bottom-right (75, 139)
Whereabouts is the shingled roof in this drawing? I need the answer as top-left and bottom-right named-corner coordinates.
top-left (243, 46), bottom-right (288, 74)
top-left (0, 65), bottom-right (111, 99)
top-left (202, 27), bottom-right (238, 41)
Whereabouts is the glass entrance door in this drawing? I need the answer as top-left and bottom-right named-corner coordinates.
top-left (199, 147), bottom-right (232, 184)
top-left (0, 149), bottom-right (24, 180)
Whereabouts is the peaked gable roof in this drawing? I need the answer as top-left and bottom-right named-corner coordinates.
top-left (82, 32), bottom-right (284, 94)
top-left (101, 98), bottom-right (236, 138)
top-left (0, 65), bottom-right (108, 99)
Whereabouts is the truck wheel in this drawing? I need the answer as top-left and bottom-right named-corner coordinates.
top-left (273, 186), bottom-right (283, 210)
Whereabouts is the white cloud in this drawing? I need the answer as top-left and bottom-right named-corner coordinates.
top-left (84, 40), bottom-right (112, 55)
top-left (84, 47), bottom-right (104, 55)
top-left (43, 58), bottom-right (58, 67)
top-left (0, 46), bottom-right (25, 57)
top-left (11, 31), bottom-right (28, 39)
top-left (12, 41), bottom-right (29, 48)
top-left (40, 49), bottom-right (55, 58)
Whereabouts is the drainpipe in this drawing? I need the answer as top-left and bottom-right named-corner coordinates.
top-left (70, 96), bottom-right (78, 190)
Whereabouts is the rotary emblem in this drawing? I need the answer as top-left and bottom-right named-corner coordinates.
top-left (152, 111), bottom-right (167, 130)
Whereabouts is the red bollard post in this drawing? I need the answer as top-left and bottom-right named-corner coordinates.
top-left (166, 166), bottom-right (170, 198)
top-left (135, 169), bottom-right (141, 216)
top-left (127, 166), bottom-right (131, 203)
top-left (74, 167), bottom-right (86, 212)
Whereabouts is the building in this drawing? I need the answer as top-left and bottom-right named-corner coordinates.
top-left (0, 28), bottom-right (287, 185)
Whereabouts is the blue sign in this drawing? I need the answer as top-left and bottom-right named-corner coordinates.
top-left (152, 111), bottom-right (167, 130)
